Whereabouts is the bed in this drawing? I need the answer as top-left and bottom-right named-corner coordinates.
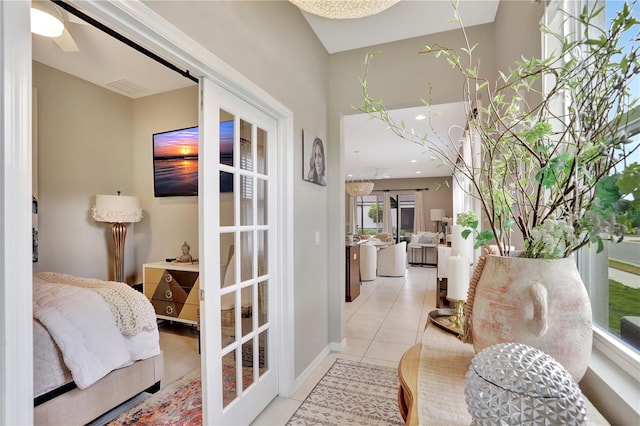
top-left (32, 272), bottom-right (164, 425)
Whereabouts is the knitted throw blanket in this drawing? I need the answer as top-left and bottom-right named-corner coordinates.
top-left (35, 272), bottom-right (157, 336)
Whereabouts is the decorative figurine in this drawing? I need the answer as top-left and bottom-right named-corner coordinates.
top-left (176, 241), bottom-right (193, 263)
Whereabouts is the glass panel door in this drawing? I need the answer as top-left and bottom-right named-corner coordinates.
top-left (200, 79), bottom-right (277, 425)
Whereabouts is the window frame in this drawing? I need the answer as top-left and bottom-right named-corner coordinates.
top-left (547, 0), bottom-right (640, 412)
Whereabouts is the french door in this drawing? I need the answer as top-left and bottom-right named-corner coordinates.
top-left (199, 78), bottom-right (278, 424)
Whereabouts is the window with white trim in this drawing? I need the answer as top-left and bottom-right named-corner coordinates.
top-left (546, 0), bottom-right (640, 361)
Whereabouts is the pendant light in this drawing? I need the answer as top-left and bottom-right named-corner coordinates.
top-left (345, 151), bottom-right (374, 197)
top-left (290, 0), bottom-right (400, 19)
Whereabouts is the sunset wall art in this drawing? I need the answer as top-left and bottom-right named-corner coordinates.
top-left (153, 122), bottom-right (233, 197)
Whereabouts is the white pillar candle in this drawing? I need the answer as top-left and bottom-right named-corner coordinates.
top-left (448, 255), bottom-right (470, 301)
top-left (451, 224), bottom-right (463, 256)
top-left (460, 231), bottom-right (474, 266)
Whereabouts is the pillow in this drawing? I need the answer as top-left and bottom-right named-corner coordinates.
top-left (418, 234), bottom-right (432, 244)
top-left (418, 232), bottom-right (438, 244)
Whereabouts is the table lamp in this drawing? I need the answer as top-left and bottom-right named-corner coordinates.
top-left (430, 208), bottom-right (445, 234)
top-left (92, 192), bottom-right (142, 283)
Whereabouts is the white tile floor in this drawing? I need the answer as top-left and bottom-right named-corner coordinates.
top-left (156, 265), bottom-right (437, 426)
top-left (251, 265), bottom-right (438, 425)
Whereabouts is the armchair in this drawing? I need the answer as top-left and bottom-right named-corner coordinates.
top-left (377, 241), bottom-right (407, 277)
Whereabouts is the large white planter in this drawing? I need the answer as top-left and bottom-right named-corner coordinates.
top-left (471, 255), bottom-right (593, 381)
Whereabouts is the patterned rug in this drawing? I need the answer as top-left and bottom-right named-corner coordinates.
top-left (106, 369), bottom-right (203, 426)
top-left (287, 359), bottom-right (405, 426)
top-left (106, 365), bottom-right (253, 426)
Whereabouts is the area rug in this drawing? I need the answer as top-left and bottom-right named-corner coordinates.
top-left (106, 365), bottom-right (253, 426)
top-left (106, 368), bottom-right (202, 426)
top-left (286, 359), bottom-right (405, 426)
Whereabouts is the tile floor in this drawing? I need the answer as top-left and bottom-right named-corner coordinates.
top-left (156, 265), bottom-right (438, 425)
top-left (252, 265), bottom-right (437, 425)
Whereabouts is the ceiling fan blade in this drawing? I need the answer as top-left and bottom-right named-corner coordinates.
top-left (53, 27), bottom-right (79, 53)
top-left (64, 12), bottom-right (90, 26)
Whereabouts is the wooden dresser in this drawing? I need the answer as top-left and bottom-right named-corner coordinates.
top-left (143, 261), bottom-right (200, 325)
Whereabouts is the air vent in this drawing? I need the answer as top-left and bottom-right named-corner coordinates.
top-left (105, 79), bottom-right (148, 95)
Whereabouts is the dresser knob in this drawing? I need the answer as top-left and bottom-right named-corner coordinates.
top-left (165, 274), bottom-right (173, 283)
top-left (166, 306), bottom-right (174, 315)
top-left (165, 289), bottom-right (173, 299)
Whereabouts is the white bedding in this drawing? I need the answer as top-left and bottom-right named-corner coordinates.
top-left (33, 274), bottom-right (160, 397)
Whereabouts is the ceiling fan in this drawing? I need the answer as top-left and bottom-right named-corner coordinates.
top-left (31, 0), bottom-right (86, 52)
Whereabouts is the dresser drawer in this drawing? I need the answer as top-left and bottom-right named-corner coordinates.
top-left (143, 263), bottom-right (200, 325)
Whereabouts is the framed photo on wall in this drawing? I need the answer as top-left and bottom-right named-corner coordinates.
top-left (302, 130), bottom-right (327, 186)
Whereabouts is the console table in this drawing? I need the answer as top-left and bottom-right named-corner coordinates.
top-left (398, 323), bottom-right (610, 425)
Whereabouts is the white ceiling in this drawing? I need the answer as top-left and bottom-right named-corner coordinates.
top-left (31, 0), bottom-right (498, 180)
top-left (344, 102), bottom-right (468, 181)
top-left (299, 0), bottom-right (500, 54)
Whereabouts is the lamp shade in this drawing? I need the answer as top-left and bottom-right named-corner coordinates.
top-left (430, 208), bottom-right (446, 222)
top-left (92, 194), bottom-right (142, 223)
top-left (345, 181), bottom-right (374, 197)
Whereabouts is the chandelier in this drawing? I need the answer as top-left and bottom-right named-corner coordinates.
top-left (290, 0), bottom-right (400, 19)
top-left (346, 181), bottom-right (374, 197)
top-left (345, 151), bottom-right (374, 197)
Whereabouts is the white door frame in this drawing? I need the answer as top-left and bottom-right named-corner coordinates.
top-left (0, 1), bottom-right (35, 424)
top-left (0, 1), bottom-right (295, 424)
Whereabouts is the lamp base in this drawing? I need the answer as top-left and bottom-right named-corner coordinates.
top-left (111, 222), bottom-right (127, 283)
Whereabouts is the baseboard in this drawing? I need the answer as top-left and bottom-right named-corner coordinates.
top-left (330, 338), bottom-right (347, 352)
top-left (294, 344), bottom-right (331, 393)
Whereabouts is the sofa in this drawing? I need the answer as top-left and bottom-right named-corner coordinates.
top-left (407, 232), bottom-right (439, 265)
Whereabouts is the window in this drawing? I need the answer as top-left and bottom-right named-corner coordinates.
top-left (355, 193), bottom-right (416, 240)
top-left (585, 1), bottom-right (640, 355)
top-left (549, 0), bottom-right (640, 364)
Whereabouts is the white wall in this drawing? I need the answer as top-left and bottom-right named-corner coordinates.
top-left (131, 85), bottom-right (199, 280)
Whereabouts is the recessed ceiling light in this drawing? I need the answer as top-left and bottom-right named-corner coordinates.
top-left (410, 159), bottom-right (417, 163)
top-left (415, 171), bottom-right (422, 174)
top-left (347, 174), bottom-right (353, 177)
top-left (415, 114), bottom-right (426, 121)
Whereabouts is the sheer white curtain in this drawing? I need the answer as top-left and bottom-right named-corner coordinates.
top-left (382, 192), bottom-right (392, 234)
top-left (413, 191), bottom-right (426, 233)
top-left (347, 195), bottom-right (357, 235)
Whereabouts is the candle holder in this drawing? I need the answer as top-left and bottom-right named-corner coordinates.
top-left (446, 297), bottom-right (466, 334)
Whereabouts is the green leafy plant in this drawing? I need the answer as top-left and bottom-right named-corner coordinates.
top-left (360, 1), bottom-right (640, 258)
top-left (368, 203), bottom-right (383, 227)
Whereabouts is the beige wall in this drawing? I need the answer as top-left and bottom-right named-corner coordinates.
top-left (32, 63), bottom-right (201, 284)
top-left (32, 61), bottom-right (137, 282)
top-left (131, 86), bottom-right (199, 280)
